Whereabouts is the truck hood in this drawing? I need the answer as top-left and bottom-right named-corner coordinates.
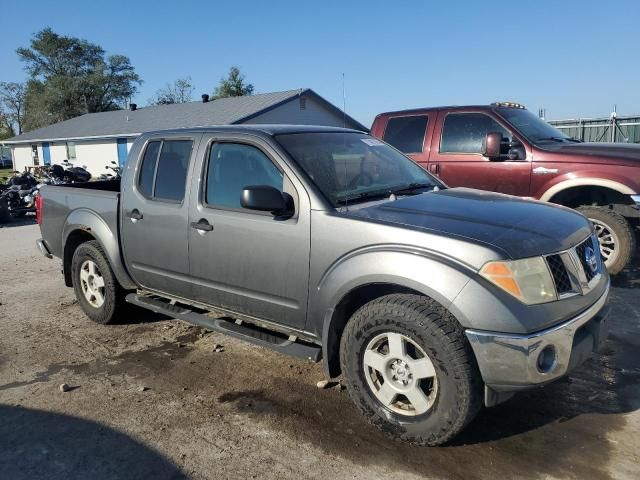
top-left (341, 188), bottom-right (592, 259)
top-left (539, 142), bottom-right (640, 166)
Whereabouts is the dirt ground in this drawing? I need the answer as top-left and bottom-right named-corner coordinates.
top-left (1, 220), bottom-right (639, 480)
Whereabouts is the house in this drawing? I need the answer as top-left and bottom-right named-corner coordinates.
top-left (1, 89), bottom-right (366, 176)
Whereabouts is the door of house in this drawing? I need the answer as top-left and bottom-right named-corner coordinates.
top-left (117, 138), bottom-right (128, 166)
top-left (42, 143), bottom-right (51, 165)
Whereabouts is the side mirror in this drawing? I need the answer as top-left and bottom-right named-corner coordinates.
top-left (483, 132), bottom-right (502, 159)
top-left (241, 185), bottom-right (294, 217)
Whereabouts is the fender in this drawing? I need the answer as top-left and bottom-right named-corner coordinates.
top-left (538, 176), bottom-right (636, 203)
top-left (312, 246), bottom-right (477, 375)
top-left (62, 208), bottom-right (136, 290)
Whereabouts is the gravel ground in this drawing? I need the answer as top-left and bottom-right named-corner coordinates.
top-left (1, 220), bottom-right (639, 480)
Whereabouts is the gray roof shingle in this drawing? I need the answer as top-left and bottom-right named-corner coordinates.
top-left (4, 89), bottom-right (360, 144)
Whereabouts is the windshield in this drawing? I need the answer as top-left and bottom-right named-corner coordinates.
top-left (495, 107), bottom-right (574, 144)
top-left (276, 132), bottom-right (442, 207)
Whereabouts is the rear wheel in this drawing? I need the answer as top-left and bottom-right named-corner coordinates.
top-left (71, 240), bottom-right (126, 324)
top-left (576, 206), bottom-right (635, 275)
top-left (340, 294), bottom-right (482, 446)
top-left (0, 196), bottom-right (10, 224)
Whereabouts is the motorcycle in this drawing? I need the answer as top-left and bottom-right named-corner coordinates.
top-left (50, 161), bottom-right (92, 183)
top-left (0, 171), bottom-right (40, 223)
top-left (98, 161), bottom-right (122, 181)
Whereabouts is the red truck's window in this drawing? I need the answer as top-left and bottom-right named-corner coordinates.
top-left (440, 113), bottom-right (511, 154)
top-left (382, 115), bottom-right (428, 154)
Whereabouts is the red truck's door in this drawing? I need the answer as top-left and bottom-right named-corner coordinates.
top-left (427, 110), bottom-right (532, 196)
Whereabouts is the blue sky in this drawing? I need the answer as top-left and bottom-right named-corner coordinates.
top-left (1, 0), bottom-right (639, 126)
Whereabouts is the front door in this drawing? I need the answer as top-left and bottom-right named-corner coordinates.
top-left (187, 137), bottom-right (311, 329)
top-left (121, 135), bottom-right (200, 298)
top-left (428, 111), bottom-right (531, 196)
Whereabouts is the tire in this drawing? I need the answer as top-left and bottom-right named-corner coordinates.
top-left (0, 197), bottom-right (10, 224)
top-left (576, 206), bottom-right (635, 275)
top-left (71, 240), bottom-right (126, 324)
top-left (340, 293), bottom-right (482, 446)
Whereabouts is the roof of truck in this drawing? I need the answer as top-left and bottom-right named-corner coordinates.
top-left (374, 103), bottom-right (523, 119)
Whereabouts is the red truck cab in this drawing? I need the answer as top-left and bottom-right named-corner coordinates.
top-left (371, 103), bottom-right (640, 274)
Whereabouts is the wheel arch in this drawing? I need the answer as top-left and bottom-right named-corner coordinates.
top-left (541, 178), bottom-right (634, 205)
top-left (316, 250), bottom-right (474, 378)
top-left (62, 209), bottom-right (136, 289)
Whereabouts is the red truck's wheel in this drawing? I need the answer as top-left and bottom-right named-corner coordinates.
top-left (340, 294), bottom-right (482, 446)
top-left (71, 240), bottom-right (127, 324)
top-left (577, 206), bottom-right (635, 275)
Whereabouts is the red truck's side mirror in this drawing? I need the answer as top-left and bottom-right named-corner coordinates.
top-left (483, 132), bottom-right (502, 159)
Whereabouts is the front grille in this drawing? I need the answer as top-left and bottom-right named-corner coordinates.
top-left (546, 254), bottom-right (572, 294)
top-left (575, 236), bottom-right (598, 281)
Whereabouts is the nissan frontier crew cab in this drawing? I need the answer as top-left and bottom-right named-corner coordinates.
top-left (36, 125), bottom-right (610, 446)
top-left (371, 103), bottom-right (640, 274)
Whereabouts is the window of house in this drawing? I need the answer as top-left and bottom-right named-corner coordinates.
top-left (440, 113), bottom-right (511, 154)
top-left (137, 139), bottom-right (192, 201)
top-left (382, 115), bottom-right (429, 153)
top-left (206, 143), bottom-right (283, 210)
top-left (66, 142), bottom-right (77, 160)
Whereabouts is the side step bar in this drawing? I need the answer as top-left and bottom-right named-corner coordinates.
top-left (125, 293), bottom-right (321, 362)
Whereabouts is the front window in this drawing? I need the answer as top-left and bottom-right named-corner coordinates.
top-left (440, 113), bottom-right (512, 154)
top-left (66, 142), bottom-right (76, 160)
top-left (495, 107), bottom-right (572, 144)
top-left (276, 132), bottom-right (441, 207)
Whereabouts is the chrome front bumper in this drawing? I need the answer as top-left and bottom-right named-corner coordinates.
top-left (466, 283), bottom-right (610, 392)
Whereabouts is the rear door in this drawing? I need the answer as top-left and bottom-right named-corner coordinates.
top-left (380, 114), bottom-right (431, 166)
top-left (121, 134), bottom-right (201, 298)
top-left (186, 134), bottom-right (311, 329)
top-left (428, 111), bottom-right (531, 195)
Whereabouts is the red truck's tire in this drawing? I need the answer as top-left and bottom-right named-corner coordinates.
top-left (576, 206), bottom-right (635, 275)
top-left (340, 294), bottom-right (482, 446)
top-left (71, 240), bottom-right (126, 324)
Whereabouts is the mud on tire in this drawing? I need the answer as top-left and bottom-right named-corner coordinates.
top-left (340, 293), bottom-right (483, 446)
top-left (576, 206), bottom-right (635, 275)
top-left (71, 240), bottom-right (127, 324)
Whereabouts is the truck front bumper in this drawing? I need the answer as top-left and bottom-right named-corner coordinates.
top-left (466, 282), bottom-right (610, 404)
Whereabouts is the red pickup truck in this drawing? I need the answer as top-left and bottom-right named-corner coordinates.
top-left (371, 103), bottom-right (640, 274)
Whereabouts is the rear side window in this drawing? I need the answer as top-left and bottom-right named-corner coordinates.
top-left (206, 143), bottom-right (283, 210)
top-left (137, 139), bottom-right (193, 201)
top-left (382, 115), bottom-right (428, 153)
top-left (440, 113), bottom-right (511, 154)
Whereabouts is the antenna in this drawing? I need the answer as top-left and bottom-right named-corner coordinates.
top-left (342, 73), bottom-right (346, 128)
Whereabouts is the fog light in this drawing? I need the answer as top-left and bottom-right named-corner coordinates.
top-left (536, 345), bottom-right (557, 373)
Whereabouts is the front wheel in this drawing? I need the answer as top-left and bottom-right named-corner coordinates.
top-left (71, 240), bottom-right (126, 324)
top-left (340, 294), bottom-right (482, 446)
top-left (576, 206), bottom-right (635, 275)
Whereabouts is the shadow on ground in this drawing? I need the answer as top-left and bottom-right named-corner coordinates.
top-left (0, 405), bottom-right (187, 479)
top-left (0, 215), bottom-right (36, 229)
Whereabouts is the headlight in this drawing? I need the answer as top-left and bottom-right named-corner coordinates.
top-left (480, 257), bottom-right (556, 305)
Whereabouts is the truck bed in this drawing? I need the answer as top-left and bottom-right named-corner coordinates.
top-left (39, 180), bottom-right (121, 260)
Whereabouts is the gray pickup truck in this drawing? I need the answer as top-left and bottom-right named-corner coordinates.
top-left (36, 125), bottom-right (610, 445)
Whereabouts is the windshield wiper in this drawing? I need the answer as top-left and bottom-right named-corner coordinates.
top-left (536, 136), bottom-right (570, 143)
top-left (390, 182), bottom-right (438, 195)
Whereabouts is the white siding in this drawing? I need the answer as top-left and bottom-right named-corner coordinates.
top-left (12, 146), bottom-right (32, 172)
top-left (244, 93), bottom-right (358, 128)
top-left (74, 140), bottom-right (120, 177)
top-left (49, 143), bottom-right (67, 163)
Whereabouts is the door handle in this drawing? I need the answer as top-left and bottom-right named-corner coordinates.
top-left (429, 163), bottom-right (440, 175)
top-left (190, 219), bottom-right (213, 232)
top-left (127, 209), bottom-right (143, 222)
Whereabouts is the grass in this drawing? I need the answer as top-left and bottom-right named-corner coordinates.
top-left (0, 167), bottom-right (12, 181)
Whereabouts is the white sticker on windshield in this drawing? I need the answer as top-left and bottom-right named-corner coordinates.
top-left (361, 138), bottom-right (385, 146)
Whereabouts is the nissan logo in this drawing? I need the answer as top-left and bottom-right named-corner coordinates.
top-left (584, 246), bottom-right (598, 274)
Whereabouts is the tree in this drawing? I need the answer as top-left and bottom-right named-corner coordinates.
top-left (213, 66), bottom-right (254, 99)
top-left (16, 28), bottom-right (142, 127)
top-left (0, 82), bottom-right (26, 135)
top-left (149, 77), bottom-right (194, 105)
